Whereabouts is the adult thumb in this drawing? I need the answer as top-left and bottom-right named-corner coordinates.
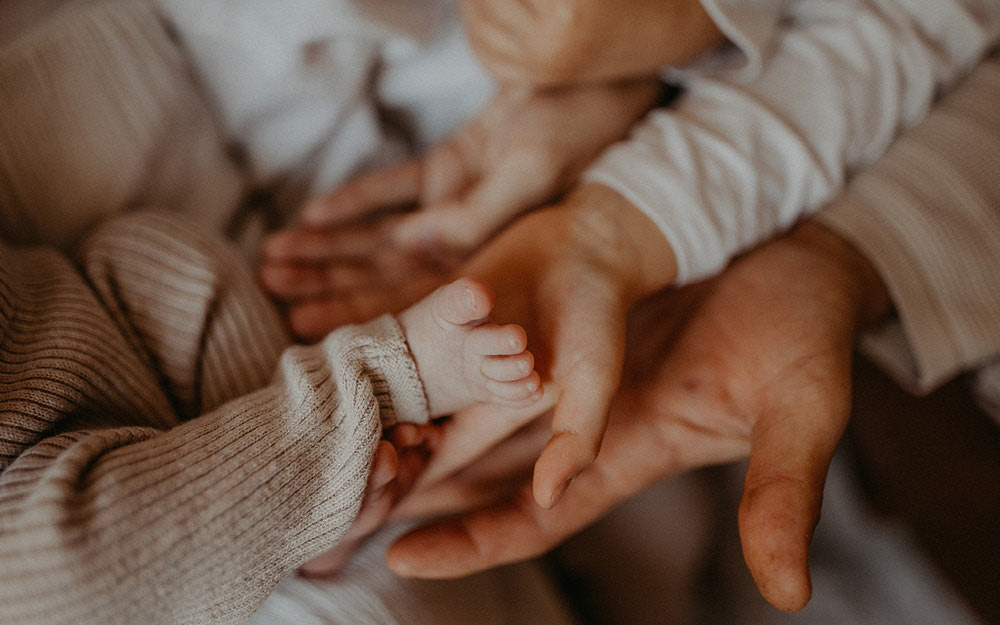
top-left (737, 385), bottom-right (851, 612)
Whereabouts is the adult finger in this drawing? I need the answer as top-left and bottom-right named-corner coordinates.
top-left (299, 158), bottom-right (424, 226)
top-left (258, 261), bottom-right (373, 300)
top-left (532, 293), bottom-right (627, 508)
top-left (260, 225), bottom-right (387, 263)
top-left (393, 147), bottom-right (564, 251)
top-left (531, 355), bottom-right (621, 508)
top-left (737, 377), bottom-right (852, 613)
top-left (388, 458), bottom-right (622, 578)
top-left (286, 271), bottom-right (446, 340)
top-left (286, 295), bottom-right (390, 341)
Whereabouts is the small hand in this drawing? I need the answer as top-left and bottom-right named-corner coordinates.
top-left (259, 82), bottom-right (659, 339)
top-left (297, 424), bottom-right (439, 577)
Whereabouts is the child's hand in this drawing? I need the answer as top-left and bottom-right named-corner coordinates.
top-left (459, 0), bottom-right (726, 86)
top-left (297, 424), bottom-right (439, 577)
top-left (259, 80), bottom-right (659, 340)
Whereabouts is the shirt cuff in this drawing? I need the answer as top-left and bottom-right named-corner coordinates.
top-left (672, 0), bottom-right (787, 82)
top-left (584, 152), bottom-right (727, 286)
top-left (321, 314), bottom-right (431, 426)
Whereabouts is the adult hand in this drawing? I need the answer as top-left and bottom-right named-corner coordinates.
top-left (259, 82), bottom-right (659, 340)
top-left (459, 0), bottom-right (726, 86)
top-left (387, 222), bottom-right (891, 613)
top-left (444, 184), bottom-right (679, 510)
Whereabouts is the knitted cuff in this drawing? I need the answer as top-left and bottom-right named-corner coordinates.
top-left (321, 314), bottom-right (430, 427)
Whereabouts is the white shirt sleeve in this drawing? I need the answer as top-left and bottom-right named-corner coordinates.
top-left (585, 0), bottom-right (1000, 284)
top-left (815, 54), bottom-right (1000, 394)
top-left (691, 0), bottom-right (790, 81)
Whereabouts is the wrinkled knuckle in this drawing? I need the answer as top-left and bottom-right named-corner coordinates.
top-left (739, 472), bottom-right (816, 528)
top-left (743, 473), bottom-right (811, 499)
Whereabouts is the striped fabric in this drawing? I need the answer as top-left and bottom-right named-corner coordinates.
top-left (818, 53), bottom-right (1000, 396)
top-left (0, 211), bottom-right (429, 625)
top-left (0, 0), bottom-right (244, 252)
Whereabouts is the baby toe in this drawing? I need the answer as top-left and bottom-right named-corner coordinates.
top-left (467, 323), bottom-right (527, 357)
top-left (485, 371), bottom-right (542, 403)
top-left (480, 352), bottom-right (535, 382)
top-left (432, 278), bottom-right (494, 326)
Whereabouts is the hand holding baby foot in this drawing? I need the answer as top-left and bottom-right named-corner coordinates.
top-left (400, 277), bottom-right (542, 417)
top-left (388, 222), bottom-right (890, 616)
top-left (455, 184), bottom-right (679, 509)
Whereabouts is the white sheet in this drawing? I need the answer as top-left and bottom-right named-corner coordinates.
top-left (155, 0), bottom-right (495, 196)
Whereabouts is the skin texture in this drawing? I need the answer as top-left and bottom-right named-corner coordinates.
top-left (258, 81), bottom-right (660, 341)
top-left (398, 277), bottom-right (542, 416)
top-left (444, 184), bottom-right (679, 510)
top-left (386, 221), bottom-right (890, 613)
top-left (298, 276), bottom-right (543, 577)
top-left (459, 0), bottom-right (727, 86)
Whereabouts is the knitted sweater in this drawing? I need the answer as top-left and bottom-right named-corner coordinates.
top-left (816, 52), bottom-right (1000, 400)
top-left (0, 212), bottom-right (429, 625)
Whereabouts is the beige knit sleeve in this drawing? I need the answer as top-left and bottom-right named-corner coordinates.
top-left (0, 1), bottom-right (244, 251)
top-left (0, 216), bottom-right (429, 625)
top-left (816, 52), bottom-right (1000, 394)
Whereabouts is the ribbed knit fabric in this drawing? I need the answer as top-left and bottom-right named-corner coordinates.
top-left (0, 0), bottom-right (244, 252)
top-left (0, 212), bottom-right (429, 625)
top-left (817, 52), bottom-right (1000, 394)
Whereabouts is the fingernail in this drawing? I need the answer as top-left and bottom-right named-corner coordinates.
top-left (547, 475), bottom-right (575, 509)
top-left (464, 286), bottom-right (477, 311)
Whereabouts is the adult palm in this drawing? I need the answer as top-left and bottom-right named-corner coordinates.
top-left (388, 223), bottom-right (882, 613)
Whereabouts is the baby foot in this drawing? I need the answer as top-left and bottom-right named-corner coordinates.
top-left (399, 278), bottom-right (542, 417)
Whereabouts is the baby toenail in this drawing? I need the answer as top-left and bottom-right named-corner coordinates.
top-left (526, 379), bottom-right (538, 393)
top-left (464, 287), bottom-right (476, 311)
